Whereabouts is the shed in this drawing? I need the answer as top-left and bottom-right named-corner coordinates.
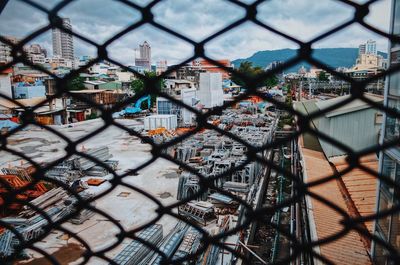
top-left (314, 94), bottom-right (383, 157)
top-left (144, 115), bottom-right (178, 131)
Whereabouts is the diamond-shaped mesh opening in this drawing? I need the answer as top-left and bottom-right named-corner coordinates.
top-left (256, 0), bottom-right (354, 42)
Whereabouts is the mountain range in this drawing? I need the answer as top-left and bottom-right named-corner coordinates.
top-left (232, 48), bottom-right (387, 73)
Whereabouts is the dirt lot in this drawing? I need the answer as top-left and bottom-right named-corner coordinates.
top-left (16, 243), bottom-right (84, 265)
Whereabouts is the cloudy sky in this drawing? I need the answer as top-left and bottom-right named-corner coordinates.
top-left (0, 0), bottom-right (392, 65)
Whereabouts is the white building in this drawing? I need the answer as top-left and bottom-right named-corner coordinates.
top-left (0, 36), bottom-right (19, 63)
top-left (144, 114), bottom-right (177, 131)
top-left (45, 56), bottom-right (75, 69)
top-left (135, 41), bottom-right (151, 70)
top-left (198, 72), bottom-right (223, 108)
top-left (156, 88), bottom-right (198, 126)
top-left (52, 18), bottom-right (74, 61)
top-left (0, 68), bottom-right (12, 98)
top-left (115, 71), bottom-right (135, 82)
top-left (359, 39), bottom-right (377, 56)
top-left (181, 88), bottom-right (198, 125)
top-left (89, 62), bottom-right (111, 75)
top-left (365, 39), bottom-right (377, 55)
top-left (164, 79), bottom-right (195, 95)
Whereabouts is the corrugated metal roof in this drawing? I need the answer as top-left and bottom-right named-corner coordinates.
top-left (293, 100), bottom-right (323, 152)
top-left (300, 139), bottom-right (372, 265)
top-left (70, 89), bottom-right (105, 93)
top-left (330, 155), bottom-right (378, 234)
top-left (84, 80), bottom-right (106, 85)
top-left (209, 193), bottom-right (233, 204)
top-left (315, 94), bottom-right (383, 118)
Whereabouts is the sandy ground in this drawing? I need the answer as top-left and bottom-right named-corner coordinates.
top-left (2, 118), bottom-right (180, 265)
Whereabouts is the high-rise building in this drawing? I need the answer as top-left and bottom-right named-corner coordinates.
top-left (0, 36), bottom-right (20, 63)
top-left (135, 41), bottom-right (151, 70)
top-left (52, 18), bottom-right (74, 61)
top-left (372, 0), bottom-right (400, 264)
top-left (359, 44), bottom-right (366, 55)
top-left (359, 39), bottom-right (377, 56)
top-left (139, 41), bottom-right (151, 62)
top-left (366, 39), bottom-right (378, 55)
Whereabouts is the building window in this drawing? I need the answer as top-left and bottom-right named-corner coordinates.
top-left (389, 72), bottom-right (400, 97)
top-left (378, 156), bottom-right (396, 237)
top-left (375, 154), bottom-right (400, 265)
top-left (390, 50), bottom-right (400, 65)
top-left (384, 99), bottom-right (400, 147)
top-left (376, 113), bottom-right (384, 124)
top-left (394, 0), bottom-right (400, 36)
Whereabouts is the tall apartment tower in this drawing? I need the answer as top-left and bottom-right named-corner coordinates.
top-left (372, 0), bottom-right (400, 264)
top-left (135, 41), bottom-right (151, 70)
top-left (359, 44), bottom-right (366, 55)
top-left (52, 18), bottom-right (74, 61)
top-left (366, 39), bottom-right (377, 55)
top-left (359, 40), bottom-right (377, 56)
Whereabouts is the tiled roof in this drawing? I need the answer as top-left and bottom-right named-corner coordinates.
top-left (300, 141), bottom-right (372, 264)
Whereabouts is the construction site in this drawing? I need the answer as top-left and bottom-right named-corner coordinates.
top-left (0, 97), bottom-right (292, 265)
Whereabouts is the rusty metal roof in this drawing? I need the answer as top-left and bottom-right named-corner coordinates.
top-left (300, 139), bottom-right (372, 265)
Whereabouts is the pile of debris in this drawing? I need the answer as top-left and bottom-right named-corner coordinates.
top-left (0, 188), bottom-right (95, 258)
top-left (178, 201), bottom-right (217, 226)
top-left (112, 222), bottom-right (203, 265)
top-left (45, 146), bottom-right (119, 182)
top-left (111, 224), bottom-right (164, 265)
top-left (175, 112), bottom-right (276, 202)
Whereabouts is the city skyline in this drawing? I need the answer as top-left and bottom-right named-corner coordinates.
top-left (0, 0), bottom-right (391, 65)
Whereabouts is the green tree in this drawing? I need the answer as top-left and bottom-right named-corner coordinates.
top-left (317, 71), bottom-right (329, 82)
top-left (67, 76), bottom-right (85, 91)
top-left (264, 75), bottom-right (279, 88)
top-left (130, 72), bottom-right (164, 108)
top-left (232, 61), bottom-right (278, 89)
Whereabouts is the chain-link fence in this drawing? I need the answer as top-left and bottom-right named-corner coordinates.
top-left (0, 0), bottom-right (399, 264)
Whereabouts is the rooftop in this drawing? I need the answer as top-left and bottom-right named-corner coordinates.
top-left (0, 68), bottom-right (13, 74)
top-left (0, 97), bottom-right (47, 109)
top-left (299, 136), bottom-right (372, 265)
top-left (84, 80), bottom-right (107, 85)
top-left (315, 93), bottom-right (383, 118)
top-left (329, 154), bottom-right (379, 234)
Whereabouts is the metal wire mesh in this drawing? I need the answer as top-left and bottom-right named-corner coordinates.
top-left (0, 0), bottom-right (399, 264)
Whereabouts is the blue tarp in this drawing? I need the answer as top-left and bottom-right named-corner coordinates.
top-left (0, 120), bottom-right (19, 130)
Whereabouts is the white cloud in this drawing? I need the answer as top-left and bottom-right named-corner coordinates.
top-left (0, 0), bottom-right (391, 65)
